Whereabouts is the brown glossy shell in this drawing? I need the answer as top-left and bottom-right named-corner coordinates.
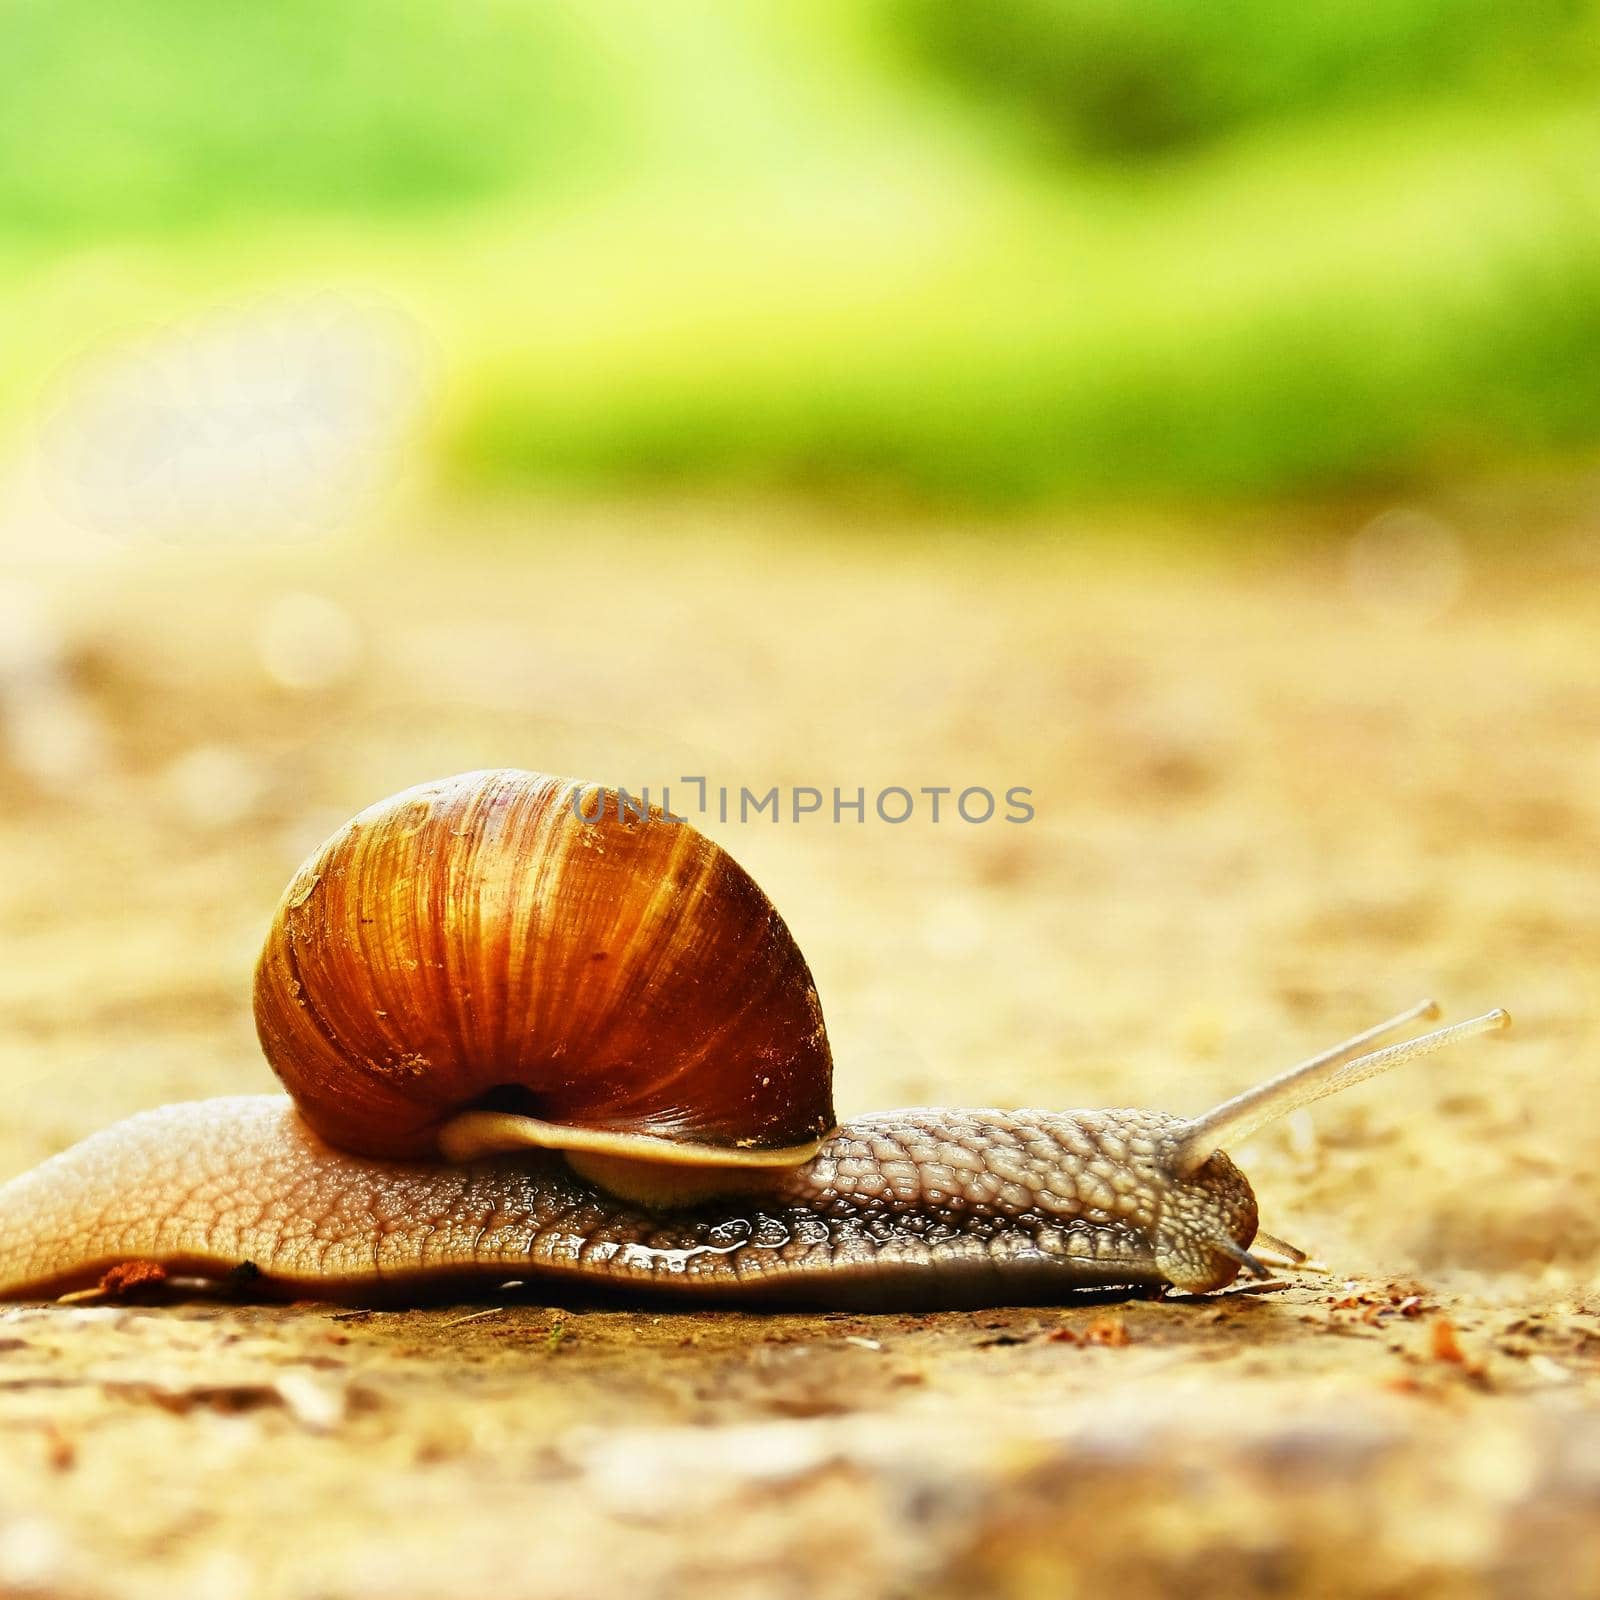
top-left (253, 770), bottom-right (835, 1162)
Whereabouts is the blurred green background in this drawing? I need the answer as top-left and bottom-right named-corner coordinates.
top-left (5, 0), bottom-right (1600, 509)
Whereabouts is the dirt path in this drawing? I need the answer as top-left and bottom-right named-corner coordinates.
top-left (1, 504), bottom-right (1597, 1597)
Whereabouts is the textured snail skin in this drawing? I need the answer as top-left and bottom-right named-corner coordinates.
top-left (0, 1098), bottom-right (1258, 1306)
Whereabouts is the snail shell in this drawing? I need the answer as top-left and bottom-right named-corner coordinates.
top-left (253, 771), bottom-right (835, 1184)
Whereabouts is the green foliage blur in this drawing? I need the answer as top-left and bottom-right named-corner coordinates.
top-left (5, 0), bottom-right (1600, 505)
top-left (0, 2), bottom-right (606, 236)
top-left (889, 0), bottom-right (1597, 160)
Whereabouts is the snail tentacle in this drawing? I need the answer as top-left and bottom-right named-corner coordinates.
top-left (1170, 1004), bottom-right (1511, 1177)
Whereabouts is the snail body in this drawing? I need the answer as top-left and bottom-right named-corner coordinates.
top-left (0, 771), bottom-right (1509, 1308)
top-left (0, 1099), bottom-right (1251, 1306)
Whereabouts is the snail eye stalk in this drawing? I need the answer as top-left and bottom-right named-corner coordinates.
top-left (1171, 1004), bottom-right (1511, 1179)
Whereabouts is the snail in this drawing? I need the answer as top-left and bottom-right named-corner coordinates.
top-left (0, 770), bottom-right (1509, 1308)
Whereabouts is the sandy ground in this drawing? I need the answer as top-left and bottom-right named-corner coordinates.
top-left (0, 499), bottom-right (1598, 1598)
